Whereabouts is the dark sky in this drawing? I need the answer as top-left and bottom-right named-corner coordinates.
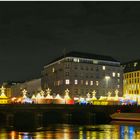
top-left (0, 1), bottom-right (140, 82)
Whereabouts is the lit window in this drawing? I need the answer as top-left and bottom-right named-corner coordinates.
top-left (118, 79), bottom-right (120, 83)
top-left (105, 76), bottom-right (110, 80)
top-left (52, 68), bottom-right (55, 73)
top-left (65, 79), bottom-right (70, 85)
top-left (117, 85), bottom-right (120, 88)
top-left (134, 62), bottom-right (138, 67)
top-left (85, 81), bottom-right (88, 85)
top-left (112, 72), bottom-right (116, 77)
top-left (81, 80), bottom-right (83, 85)
top-left (73, 58), bottom-right (80, 63)
top-left (58, 80), bottom-right (60, 86)
top-left (90, 81), bottom-right (93, 85)
top-left (75, 80), bottom-right (78, 85)
top-left (102, 66), bottom-right (105, 70)
top-left (117, 73), bottom-right (120, 77)
top-left (96, 81), bottom-right (99, 86)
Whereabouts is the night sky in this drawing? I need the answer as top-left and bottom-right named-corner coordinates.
top-left (0, 1), bottom-right (140, 82)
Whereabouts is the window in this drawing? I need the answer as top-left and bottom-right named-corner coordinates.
top-left (81, 66), bottom-right (84, 70)
top-left (65, 72), bottom-right (69, 76)
top-left (134, 62), bottom-right (138, 67)
top-left (118, 79), bottom-right (120, 83)
top-left (96, 81), bottom-right (99, 86)
top-left (52, 68), bottom-right (55, 73)
top-left (65, 79), bottom-right (70, 85)
top-left (58, 80), bottom-right (60, 86)
top-left (117, 73), bottom-right (120, 77)
top-left (90, 81), bottom-right (93, 85)
top-left (75, 80), bottom-right (78, 85)
top-left (73, 58), bottom-right (79, 63)
top-left (65, 64), bottom-right (70, 69)
top-left (102, 66), bottom-right (105, 70)
top-left (96, 67), bottom-right (99, 71)
top-left (85, 81), bottom-right (88, 85)
top-left (112, 72), bottom-right (116, 77)
top-left (75, 89), bottom-right (78, 94)
top-left (81, 80), bottom-right (83, 85)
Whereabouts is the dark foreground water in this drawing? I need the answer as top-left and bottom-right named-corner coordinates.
top-left (1, 122), bottom-right (140, 139)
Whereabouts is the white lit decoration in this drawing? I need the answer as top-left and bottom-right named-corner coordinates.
top-left (40, 90), bottom-right (45, 98)
top-left (22, 89), bottom-right (27, 99)
top-left (46, 88), bottom-right (51, 95)
top-left (36, 92), bottom-right (42, 99)
top-left (0, 86), bottom-right (7, 98)
top-left (31, 94), bottom-right (36, 99)
top-left (55, 94), bottom-right (62, 99)
top-left (86, 93), bottom-right (91, 102)
top-left (46, 88), bottom-right (53, 99)
top-left (64, 89), bottom-right (70, 100)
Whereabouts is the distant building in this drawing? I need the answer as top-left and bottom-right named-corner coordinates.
top-left (41, 51), bottom-right (123, 98)
top-left (10, 78), bottom-right (41, 97)
top-left (122, 59), bottom-right (140, 96)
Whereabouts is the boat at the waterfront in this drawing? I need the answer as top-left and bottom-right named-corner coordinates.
top-left (110, 113), bottom-right (140, 121)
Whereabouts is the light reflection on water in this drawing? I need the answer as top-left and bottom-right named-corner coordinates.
top-left (0, 123), bottom-right (140, 139)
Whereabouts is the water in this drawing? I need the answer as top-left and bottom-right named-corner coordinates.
top-left (1, 122), bottom-right (140, 139)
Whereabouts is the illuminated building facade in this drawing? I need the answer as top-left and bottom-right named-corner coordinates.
top-left (123, 60), bottom-right (140, 96)
top-left (41, 52), bottom-right (123, 98)
top-left (10, 78), bottom-right (41, 97)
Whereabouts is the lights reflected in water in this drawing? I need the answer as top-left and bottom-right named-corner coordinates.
top-left (0, 124), bottom-right (139, 139)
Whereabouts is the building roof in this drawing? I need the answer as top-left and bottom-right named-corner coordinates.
top-left (46, 51), bottom-right (119, 66)
top-left (122, 59), bottom-right (140, 73)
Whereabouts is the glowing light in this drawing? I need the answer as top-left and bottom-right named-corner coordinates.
top-left (112, 72), bottom-right (116, 77)
top-left (46, 94), bottom-right (53, 99)
top-left (40, 90), bottom-right (45, 98)
top-left (11, 97), bottom-right (16, 101)
top-left (46, 88), bottom-right (51, 95)
top-left (65, 79), bottom-right (70, 85)
top-left (105, 76), bottom-right (110, 80)
top-left (86, 93), bottom-right (91, 102)
top-left (64, 89), bottom-right (70, 100)
top-left (102, 66), bottom-right (106, 70)
top-left (22, 89), bottom-right (27, 99)
top-left (0, 86), bottom-right (7, 98)
top-left (31, 94), bottom-right (36, 99)
top-left (55, 94), bottom-right (62, 99)
top-left (91, 90), bottom-right (97, 100)
top-left (36, 92), bottom-right (42, 99)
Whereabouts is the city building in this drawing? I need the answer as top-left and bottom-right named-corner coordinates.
top-left (123, 59), bottom-right (140, 96)
top-left (41, 51), bottom-right (123, 98)
top-left (10, 78), bottom-right (41, 97)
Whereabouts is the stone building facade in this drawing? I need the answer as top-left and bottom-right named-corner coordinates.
top-left (41, 52), bottom-right (123, 98)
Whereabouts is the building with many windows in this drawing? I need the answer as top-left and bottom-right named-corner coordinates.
top-left (123, 60), bottom-right (140, 96)
top-left (41, 51), bottom-right (123, 98)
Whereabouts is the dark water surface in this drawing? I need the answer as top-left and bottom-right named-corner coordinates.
top-left (1, 122), bottom-right (140, 139)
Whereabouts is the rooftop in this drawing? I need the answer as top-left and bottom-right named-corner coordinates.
top-left (46, 51), bottom-right (119, 66)
top-left (122, 59), bottom-right (140, 73)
